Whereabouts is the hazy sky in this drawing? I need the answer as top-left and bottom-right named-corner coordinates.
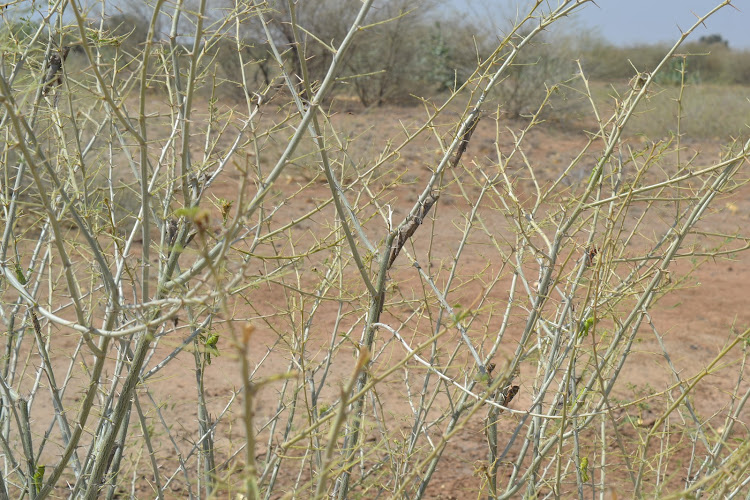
top-left (7, 1), bottom-right (747, 49)
top-left (453, 1), bottom-right (750, 48)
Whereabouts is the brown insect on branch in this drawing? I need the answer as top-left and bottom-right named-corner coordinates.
top-left (585, 246), bottom-right (599, 267)
top-left (450, 110), bottom-right (480, 168)
top-left (501, 385), bottom-right (520, 407)
top-left (387, 192), bottom-right (439, 269)
top-left (43, 46), bottom-right (71, 96)
top-left (386, 111), bottom-right (481, 269)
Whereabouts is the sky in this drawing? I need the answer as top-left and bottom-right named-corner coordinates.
top-left (451, 0), bottom-right (750, 48)
top-left (5, 0), bottom-right (747, 49)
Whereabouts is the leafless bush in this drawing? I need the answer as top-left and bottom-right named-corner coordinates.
top-left (1, 1), bottom-right (749, 499)
top-left (492, 31), bottom-right (577, 117)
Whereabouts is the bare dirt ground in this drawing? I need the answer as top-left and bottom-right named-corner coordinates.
top-left (31, 100), bottom-right (750, 498)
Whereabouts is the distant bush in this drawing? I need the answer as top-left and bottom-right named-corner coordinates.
top-left (580, 41), bottom-right (670, 81)
top-left (491, 32), bottom-right (578, 117)
top-left (103, 12), bottom-right (151, 56)
top-left (212, 38), bottom-right (275, 99)
top-left (581, 35), bottom-right (750, 85)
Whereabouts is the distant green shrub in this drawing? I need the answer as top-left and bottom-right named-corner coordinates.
top-left (580, 35), bottom-right (750, 86)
